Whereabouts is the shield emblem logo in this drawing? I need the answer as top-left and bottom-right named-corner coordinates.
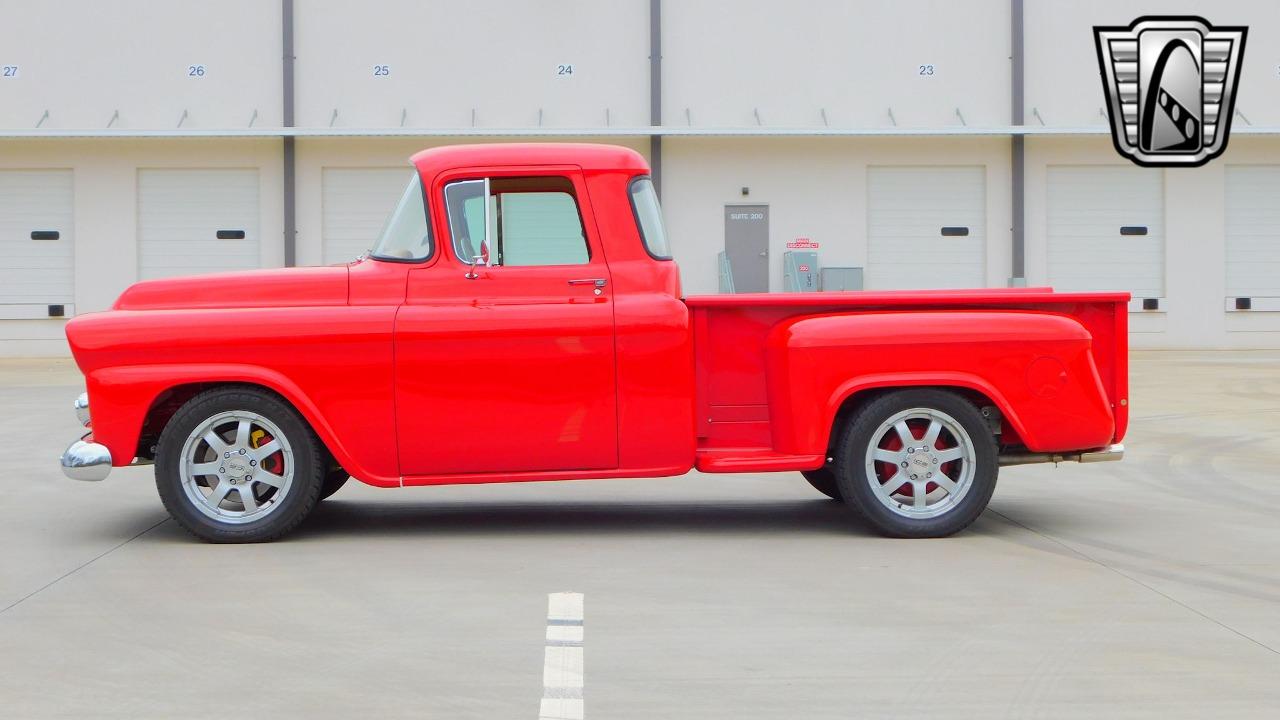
top-left (1094, 17), bottom-right (1247, 167)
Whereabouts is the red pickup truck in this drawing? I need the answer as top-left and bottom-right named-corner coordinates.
top-left (60, 143), bottom-right (1128, 543)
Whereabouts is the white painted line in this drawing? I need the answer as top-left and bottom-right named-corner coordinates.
top-left (540, 592), bottom-right (584, 720)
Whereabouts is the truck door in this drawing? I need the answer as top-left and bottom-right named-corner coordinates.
top-left (394, 169), bottom-right (619, 476)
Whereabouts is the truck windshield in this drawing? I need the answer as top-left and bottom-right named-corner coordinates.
top-left (370, 173), bottom-right (432, 262)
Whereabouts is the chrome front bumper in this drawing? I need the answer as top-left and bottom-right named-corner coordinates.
top-left (61, 391), bottom-right (112, 481)
top-left (61, 437), bottom-right (112, 481)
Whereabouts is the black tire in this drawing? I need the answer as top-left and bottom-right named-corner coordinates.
top-left (833, 389), bottom-right (997, 538)
top-left (320, 468), bottom-right (350, 501)
top-left (155, 387), bottom-right (325, 543)
top-left (801, 468), bottom-right (843, 500)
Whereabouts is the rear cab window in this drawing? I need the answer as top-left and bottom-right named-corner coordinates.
top-left (628, 176), bottom-right (671, 260)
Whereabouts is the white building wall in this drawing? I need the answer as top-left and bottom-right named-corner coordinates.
top-left (0, 140), bottom-right (283, 356)
top-left (1025, 135), bottom-right (1280, 348)
top-left (294, 0), bottom-right (650, 129)
top-left (662, 138), bottom-right (1012, 295)
top-left (1, 0), bottom-right (1279, 355)
top-left (0, 0), bottom-right (281, 130)
top-left (1025, 0), bottom-right (1280, 129)
top-left (664, 0), bottom-right (1010, 128)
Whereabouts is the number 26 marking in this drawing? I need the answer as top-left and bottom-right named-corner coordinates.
top-left (188, 64), bottom-right (206, 77)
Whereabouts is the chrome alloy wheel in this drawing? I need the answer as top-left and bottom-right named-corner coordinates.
top-left (179, 411), bottom-right (295, 524)
top-left (864, 407), bottom-right (977, 520)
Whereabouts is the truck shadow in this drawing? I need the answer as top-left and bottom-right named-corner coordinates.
top-left (293, 498), bottom-right (875, 539)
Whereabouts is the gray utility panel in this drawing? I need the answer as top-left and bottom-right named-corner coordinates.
top-left (724, 204), bottom-right (769, 293)
top-left (821, 267), bottom-right (864, 291)
top-left (782, 250), bottom-right (819, 292)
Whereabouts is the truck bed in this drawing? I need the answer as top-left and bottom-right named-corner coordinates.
top-left (685, 288), bottom-right (1130, 472)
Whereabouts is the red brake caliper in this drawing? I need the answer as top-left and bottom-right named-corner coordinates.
top-left (249, 429), bottom-right (284, 476)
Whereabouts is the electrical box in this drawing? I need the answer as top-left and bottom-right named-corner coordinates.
top-left (783, 251), bottom-right (819, 292)
top-left (820, 266), bottom-right (864, 291)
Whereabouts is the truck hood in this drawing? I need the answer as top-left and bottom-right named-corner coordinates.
top-left (112, 266), bottom-right (350, 310)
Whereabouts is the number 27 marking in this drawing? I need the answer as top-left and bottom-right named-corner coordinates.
top-left (2, 65), bottom-right (18, 78)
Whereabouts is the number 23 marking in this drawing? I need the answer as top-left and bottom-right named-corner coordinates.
top-left (919, 64), bottom-right (935, 76)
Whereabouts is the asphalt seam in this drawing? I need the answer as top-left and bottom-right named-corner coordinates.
top-left (988, 508), bottom-right (1279, 657)
top-left (0, 516), bottom-right (170, 617)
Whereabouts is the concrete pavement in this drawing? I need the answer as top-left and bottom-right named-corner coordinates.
top-left (0, 352), bottom-right (1277, 718)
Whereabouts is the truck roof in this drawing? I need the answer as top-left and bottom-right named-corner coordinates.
top-left (410, 143), bottom-right (650, 175)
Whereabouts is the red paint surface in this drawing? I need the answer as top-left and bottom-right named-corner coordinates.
top-left (65, 144), bottom-right (1128, 487)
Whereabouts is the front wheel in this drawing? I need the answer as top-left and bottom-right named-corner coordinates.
top-left (834, 389), bottom-right (997, 538)
top-left (155, 388), bottom-right (326, 543)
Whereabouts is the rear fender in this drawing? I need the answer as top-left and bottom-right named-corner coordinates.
top-left (764, 311), bottom-right (1116, 456)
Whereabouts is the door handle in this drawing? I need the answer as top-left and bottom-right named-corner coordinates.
top-left (567, 278), bottom-right (607, 288)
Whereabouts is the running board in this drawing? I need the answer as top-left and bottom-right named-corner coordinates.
top-left (999, 443), bottom-right (1125, 467)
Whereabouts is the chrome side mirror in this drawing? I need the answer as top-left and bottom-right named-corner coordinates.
top-left (465, 253), bottom-right (482, 279)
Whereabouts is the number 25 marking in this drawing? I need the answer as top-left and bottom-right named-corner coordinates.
top-left (373, 65), bottom-right (390, 76)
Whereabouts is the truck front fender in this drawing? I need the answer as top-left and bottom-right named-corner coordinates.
top-left (764, 311), bottom-right (1115, 456)
top-left (85, 363), bottom-right (400, 487)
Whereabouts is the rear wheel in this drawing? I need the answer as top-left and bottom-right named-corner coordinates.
top-left (801, 468), bottom-right (842, 500)
top-left (155, 388), bottom-right (325, 543)
top-left (834, 389), bottom-right (997, 538)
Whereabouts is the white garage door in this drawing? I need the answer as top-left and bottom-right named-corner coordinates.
top-left (1047, 166), bottom-right (1164, 300)
top-left (867, 166), bottom-right (986, 289)
top-left (0, 169), bottom-right (74, 308)
top-left (1226, 165), bottom-right (1280, 300)
top-left (138, 169), bottom-right (260, 280)
top-left (322, 168), bottom-right (413, 264)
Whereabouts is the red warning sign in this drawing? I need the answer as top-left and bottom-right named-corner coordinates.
top-left (786, 237), bottom-right (819, 249)
top-left (798, 264), bottom-right (811, 272)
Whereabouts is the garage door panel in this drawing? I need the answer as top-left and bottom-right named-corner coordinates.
top-left (1047, 166), bottom-right (1164, 298)
top-left (1226, 166), bottom-right (1280, 298)
top-left (322, 168), bottom-right (412, 265)
top-left (868, 166), bottom-right (985, 290)
top-left (0, 170), bottom-right (74, 306)
top-left (138, 169), bottom-right (260, 281)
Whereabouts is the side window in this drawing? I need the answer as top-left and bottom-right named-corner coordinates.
top-left (444, 176), bottom-right (590, 267)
